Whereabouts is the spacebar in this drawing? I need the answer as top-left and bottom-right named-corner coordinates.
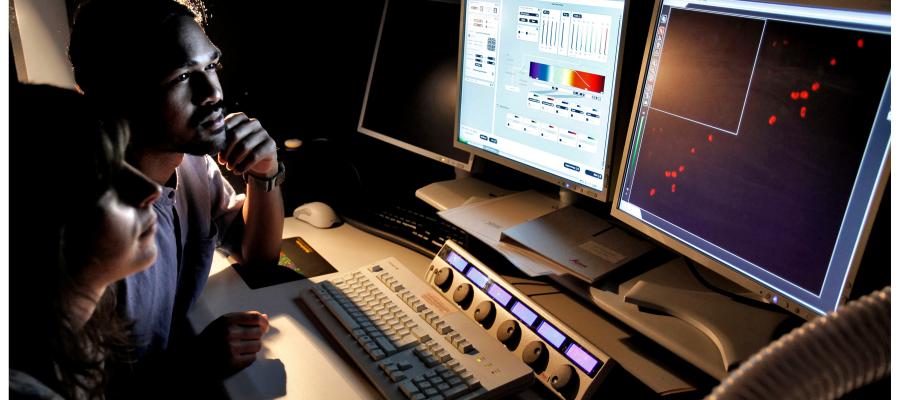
top-left (321, 297), bottom-right (360, 332)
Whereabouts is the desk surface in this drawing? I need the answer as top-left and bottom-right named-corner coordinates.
top-left (189, 218), bottom-right (431, 399)
top-left (189, 218), bottom-right (702, 399)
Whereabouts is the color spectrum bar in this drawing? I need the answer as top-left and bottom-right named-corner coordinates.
top-left (529, 62), bottom-right (605, 93)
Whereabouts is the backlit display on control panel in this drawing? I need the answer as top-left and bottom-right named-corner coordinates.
top-left (536, 321), bottom-right (567, 349)
top-left (446, 251), bottom-right (468, 272)
top-left (465, 267), bottom-right (490, 289)
top-left (565, 343), bottom-right (599, 374)
top-left (486, 283), bottom-right (513, 307)
top-left (510, 301), bottom-right (539, 326)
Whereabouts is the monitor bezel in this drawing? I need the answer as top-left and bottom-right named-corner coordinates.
top-left (358, 0), bottom-right (475, 172)
top-left (452, 0), bottom-right (633, 201)
top-left (608, 0), bottom-right (891, 320)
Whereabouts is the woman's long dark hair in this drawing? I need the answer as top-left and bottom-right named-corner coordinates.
top-left (10, 84), bottom-right (135, 399)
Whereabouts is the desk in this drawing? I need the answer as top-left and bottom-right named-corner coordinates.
top-left (189, 218), bottom-right (705, 399)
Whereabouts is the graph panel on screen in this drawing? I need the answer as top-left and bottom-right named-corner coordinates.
top-left (455, 0), bottom-right (628, 201)
top-left (612, 0), bottom-right (890, 319)
top-left (359, 0), bottom-right (474, 171)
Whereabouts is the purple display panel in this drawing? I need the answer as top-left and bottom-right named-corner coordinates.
top-left (536, 321), bottom-right (567, 349)
top-left (465, 267), bottom-right (490, 289)
top-left (446, 251), bottom-right (468, 272)
top-left (486, 283), bottom-right (513, 307)
top-left (565, 343), bottom-right (600, 374)
top-left (510, 301), bottom-right (538, 326)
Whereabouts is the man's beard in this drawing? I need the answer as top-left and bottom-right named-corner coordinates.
top-left (181, 125), bottom-right (227, 156)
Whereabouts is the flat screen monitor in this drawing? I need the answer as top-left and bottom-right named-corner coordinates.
top-left (611, 0), bottom-right (890, 319)
top-left (455, 0), bottom-right (629, 201)
top-left (359, 0), bottom-right (475, 171)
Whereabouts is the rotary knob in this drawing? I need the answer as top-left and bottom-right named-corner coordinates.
top-left (433, 267), bottom-right (454, 292)
top-left (496, 319), bottom-right (521, 350)
top-left (522, 341), bottom-right (549, 372)
top-left (452, 283), bottom-right (473, 309)
top-left (473, 301), bottom-right (496, 328)
top-left (550, 364), bottom-right (579, 397)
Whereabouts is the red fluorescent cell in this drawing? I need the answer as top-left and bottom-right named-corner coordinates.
top-left (650, 188), bottom-right (656, 197)
top-left (800, 106), bottom-right (807, 118)
top-left (783, 39), bottom-right (789, 45)
top-left (665, 170), bottom-right (671, 177)
top-left (857, 38), bottom-right (864, 48)
top-left (811, 82), bottom-right (820, 91)
top-left (707, 134), bottom-right (713, 143)
top-left (830, 58), bottom-right (837, 66)
top-left (672, 171), bottom-right (678, 178)
top-left (790, 91), bottom-right (800, 100)
top-left (800, 90), bottom-right (809, 99)
top-left (679, 165), bottom-right (685, 173)
top-left (768, 115), bottom-right (777, 125)
top-left (671, 184), bottom-right (676, 193)
top-left (691, 147), bottom-right (696, 155)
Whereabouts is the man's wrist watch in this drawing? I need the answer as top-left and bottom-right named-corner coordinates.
top-left (243, 161), bottom-right (285, 192)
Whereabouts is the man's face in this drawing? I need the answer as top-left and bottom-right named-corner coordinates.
top-left (145, 15), bottom-right (226, 155)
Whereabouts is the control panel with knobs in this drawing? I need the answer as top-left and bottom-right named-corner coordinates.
top-left (425, 241), bottom-right (615, 400)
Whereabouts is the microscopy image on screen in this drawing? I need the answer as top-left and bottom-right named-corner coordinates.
top-left (629, 13), bottom-right (890, 293)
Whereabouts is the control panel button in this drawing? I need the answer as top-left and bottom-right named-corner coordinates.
top-left (550, 364), bottom-right (579, 397)
top-left (473, 301), bottom-right (496, 328)
top-left (452, 283), bottom-right (473, 309)
top-left (522, 341), bottom-right (549, 372)
top-left (433, 267), bottom-right (454, 292)
top-left (496, 320), bottom-right (521, 350)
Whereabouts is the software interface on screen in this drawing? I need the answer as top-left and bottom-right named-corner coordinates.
top-left (457, 0), bottom-right (627, 194)
top-left (360, 0), bottom-right (472, 170)
top-left (616, 0), bottom-right (890, 315)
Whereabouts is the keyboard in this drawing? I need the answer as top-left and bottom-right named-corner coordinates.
top-left (344, 203), bottom-right (469, 256)
top-left (299, 258), bottom-right (534, 399)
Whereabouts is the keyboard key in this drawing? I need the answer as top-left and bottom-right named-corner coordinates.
top-left (444, 384), bottom-right (469, 400)
top-left (390, 371), bottom-right (408, 382)
top-left (321, 299), bottom-right (360, 332)
top-left (399, 381), bottom-right (420, 398)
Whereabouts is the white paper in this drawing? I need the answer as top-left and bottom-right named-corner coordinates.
top-left (438, 191), bottom-right (565, 276)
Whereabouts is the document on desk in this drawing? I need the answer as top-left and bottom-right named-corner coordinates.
top-left (501, 206), bottom-right (655, 283)
top-left (438, 190), bottom-right (567, 277)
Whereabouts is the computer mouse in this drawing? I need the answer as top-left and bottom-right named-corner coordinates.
top-left (293, 202), bottom-right (341, 229)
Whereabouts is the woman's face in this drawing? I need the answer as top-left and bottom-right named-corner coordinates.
top-left (78, 162), bottom-right (161, 286)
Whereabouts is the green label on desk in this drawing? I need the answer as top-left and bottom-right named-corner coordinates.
top-left (234, 236), bottom-right (337, 289)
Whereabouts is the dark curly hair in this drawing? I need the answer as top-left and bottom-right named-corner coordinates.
top-left (9, 84), bottom-right (135, 399)
top-left (68, 0), bottom-right (208, 103)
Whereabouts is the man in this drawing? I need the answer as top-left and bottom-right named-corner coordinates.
top-left (68, 0), bottom-right (285, 382)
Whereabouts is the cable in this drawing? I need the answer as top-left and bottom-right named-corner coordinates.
top-left (706, 287), bottom-right (890, 400)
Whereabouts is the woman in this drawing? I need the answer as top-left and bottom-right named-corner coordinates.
top-left (9, 84), bottom-right (161, 399)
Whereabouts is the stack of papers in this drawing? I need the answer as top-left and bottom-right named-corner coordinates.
top-left (437, 191), bottom-right (568, 277)
top-left (439, 191), bottom-right (654, 281)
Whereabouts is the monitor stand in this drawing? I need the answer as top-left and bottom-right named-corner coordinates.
top-left (414, 168), bottom-right (514, 211)
top-left (587, 257), bottom-right (796, 379)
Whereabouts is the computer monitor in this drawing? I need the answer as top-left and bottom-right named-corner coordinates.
top-left (359, 0), bottom-right (475, 172)
top-left (454, 0), bottom-right (630, 201)
top-left (611, 0), bottom-right (890, 320)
